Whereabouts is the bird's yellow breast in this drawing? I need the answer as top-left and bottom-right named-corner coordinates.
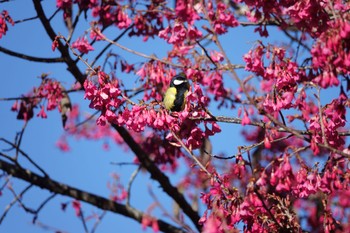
top-left (163, 87), bottom-right (177, 110)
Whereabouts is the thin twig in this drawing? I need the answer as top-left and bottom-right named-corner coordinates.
top-left (0, 138), bottom-right (49, 177)
top-left (90, 211), bottom-right (107, 233)
top-left (48, 8), bottom-right (60, 22)
top-left (33, 193), bottom-right (56, 223)
top-left (126, 166), bottom-right (141, 207)
top-left (79, 209), bottom-right (89, 233)
top-left (67, 8), bottom-right (82, 42)
top-left (33, 0), bottom-right (86, 86)
top-left (65, 110), bottom-right (100, 132)
top-left (206, 134), bottom-right (293, 160)
top-left (171, 131), bottom-right (211, 176)
top-left (58, 34), bottom-right (95, 73)
top-left (91, 24), bottom-right (134, 67)
top-left (0, 184), bottom-right (33, 224)
top-left (0, 152), bottom-right (16, 163)
top-left (97, 30), bottom-right (244, 72)
top-left (14, 15), bottom-right (38, 24)
top-left (110, 162), bottom-right (139, 166)
top-left (0, 176), bottom-right (10, 193)
top-left (294, 31), bottom-right (304, 63)
top-left (15, 121), bottom-right (27, 160)
top-left (35, 221), bottom-right (69, 233)
top-left (148, 186), bottom-right (196, 233)
top-left (282, 28), bottom-right (311, 52)
top-left (0, 89), bottom-right (81, 102)
top-left (316, 87), bottom-right (328, 147)
top-left (190, 115), bottom-right (350, 137)
top-left (100, 33), bottom-right (183, 69)
top-left (195, 40), bottom-right (217, 68)
top-left (254, 187), bottom-right (286, 232)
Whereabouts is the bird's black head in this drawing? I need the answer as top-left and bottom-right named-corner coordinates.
top-left (170, 73), bottom-right (189, 90)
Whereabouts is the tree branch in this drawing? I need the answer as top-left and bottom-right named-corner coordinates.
top-left (0, 46), bottom-right (64, 63)
top-left (112, 124), bottom-right (202, 231)
top-left (91, 24), bottom-right (134, 67)
top-left (0, 183), bottom-right (33, 224)
top-left (0, 159), bottom-right (186, 233)
top-left (32, 0), bottom-right (86, 86)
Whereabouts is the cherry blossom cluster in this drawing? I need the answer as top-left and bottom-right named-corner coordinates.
top-left (129, 9), bottom-right (165, 40)
top-left (141, 215), bottom-right (159, 233)
top-left (72, 37), bottom-right (94, 54)
top-left (243, 39), bottom-right (348, 155)
top-left (308, 96), bottom-right (347, 154)
top-left (292, 162), bottom-right (346, 198)
top-left (312, 19), bottom-right (350, 88)
top-left (84, 71), bottom-right (123, 126)
top-left (244, 44), bottom-right (301, 114)
top-left (11, 76), bottom-right (67, 121)
top-left (56, 0), bottom-right (73, 9)
top-left (139, 131), bottom-right (183, 172)
top-left (174, 0), bottom-right (200, 25)
top-left (0, 10), bottom-right (14, 39)
top-left (159, 22), bottom-right (202, 45)
top-left (243, 0), bottom-right (333, 37)
top-left (108, 173), bottom-right (128, 202)
top-left (206, 1), bottom-right (239, 34)
top-left (92, 4), bottom-right (131, 29)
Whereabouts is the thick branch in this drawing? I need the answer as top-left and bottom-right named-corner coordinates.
top-left (0, 159), bottom-right (186, 233)
top-left (112, 125), bottom-right (202, 231)
top-left (32, 0), bottom-right (86, 86)
top-left (0, 46), bottom-right (64, 63)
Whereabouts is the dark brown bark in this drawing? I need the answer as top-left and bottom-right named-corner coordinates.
top-left (0, 159), bottom-right (186, 233)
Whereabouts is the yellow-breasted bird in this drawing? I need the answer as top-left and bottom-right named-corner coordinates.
top-left (163, 73), bottom-right (190, 112)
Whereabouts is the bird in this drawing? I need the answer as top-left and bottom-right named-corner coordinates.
top-left (163, 73), bottom-right (190, 112)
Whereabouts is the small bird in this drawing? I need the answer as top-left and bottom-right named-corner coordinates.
top-left (163, 73), bottom-right (190, 112)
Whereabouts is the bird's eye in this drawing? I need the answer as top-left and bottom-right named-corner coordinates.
top-left (173, 79), bottom-right (185, 85)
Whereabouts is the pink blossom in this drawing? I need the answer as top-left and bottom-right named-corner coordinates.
top-left (175, 0), bottom-right (200, 24)
top-left (264, 136), bottom-right (271, 149)
top-left (0, 10), bottom-right (14, 39)
top-left (115, 9), bottom-right (131, 29)
top-left (56, 0), bottom-right (72, 9)
top-left (168, 22), bottom-right (187, 44)
top-left (89, 24), bottom-right (104, 41)
top-left (187, 25), bottom-right (202, 40)
top-left (202, 216), bottom-right (221, 233)
top-left (210, 50), bottom-right (224, 63)
top-left (121, 60), bottom-right (134, 73)
top-left (56, 136), bottom-right (70, 152)
top-left (72, 37), bottom-right (94, 54)
top-left (241, 110), bottom-right (251, 126)
top-left (11, 101), bottom-right (18, 112)
top-left (51, 38), bottom-right (59, 51)
top-left (72, 200), bottom-right (81, 216)
top-left (243, 46), bottom-right (265, 76)
top-left (37, 106), bottom-right (47, 118)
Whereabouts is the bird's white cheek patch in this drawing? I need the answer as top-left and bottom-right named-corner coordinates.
top-left (173, 80), bottom-right (185, 85)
